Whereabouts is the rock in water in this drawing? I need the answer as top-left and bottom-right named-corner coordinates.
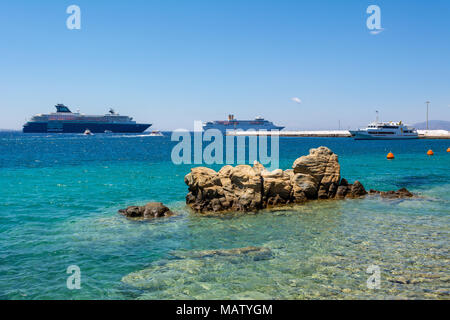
top-left (348, 181), bottom-right (368, 198)
top-left (185, 165), bottom-right (264, 212)
top-left (172, 246), bottom-right (272, 260)
top-left (290, 172), bottom-right (319, 200)
top-left (184, 146), bottom-right (414, 213)
top-left (292, 146), bottom-right (340, 188)
top-left (369, 188), bottom-right (414, 199)
top-left (261, 169), bottom-right (292, 206)
top-left (119, 202), bottom-right (174, 219)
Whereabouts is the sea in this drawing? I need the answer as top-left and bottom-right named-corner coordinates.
top-left (0, 131), bottom-right (449, 300)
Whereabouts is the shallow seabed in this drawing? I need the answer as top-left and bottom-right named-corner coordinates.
top-left (122, 196), bottom-right (449, 300)
top-left (0, 132), bottom-right (449, 299)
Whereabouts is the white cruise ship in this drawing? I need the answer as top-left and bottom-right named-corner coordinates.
top-left (203, 115), bottom-right (284, 132)
top-left (349, 121), bottom-right (418, 140)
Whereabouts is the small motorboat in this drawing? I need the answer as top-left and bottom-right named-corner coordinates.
top-left (149, 131), bottom-right (164, 137)
top-left (83, 129), bottom-right (93, 135)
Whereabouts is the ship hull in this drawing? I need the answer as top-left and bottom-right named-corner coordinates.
top-left (349, 130), bottom-right (419, 140)
top-left (203, 124), bottom-right (284, 132)
top-left (23, 122), bottom-right (151, 133)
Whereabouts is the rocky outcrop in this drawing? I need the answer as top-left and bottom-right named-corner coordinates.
top-left (185, 165), bottom-right (264, 212)
top-left (184, 146), bottom-right (414, 213)
top-left (368, 187), bottom-right (414, 199)
top-left (292, 146), bottom-right (340, 189)
top-left (119, 202), bottom-right (174, 219)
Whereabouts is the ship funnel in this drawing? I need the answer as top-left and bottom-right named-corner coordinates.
top-left (55, 104), bottom-right (72, 113)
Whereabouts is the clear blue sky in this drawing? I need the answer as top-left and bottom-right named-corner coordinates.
top-left (0, 0), bottom-right (449, 130)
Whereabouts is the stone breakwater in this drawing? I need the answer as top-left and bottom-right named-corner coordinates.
top-left (185, 146), bottom-right (414, 213)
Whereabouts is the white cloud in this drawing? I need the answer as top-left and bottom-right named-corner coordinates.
top-left (291, 97), bottom-right (302, 104)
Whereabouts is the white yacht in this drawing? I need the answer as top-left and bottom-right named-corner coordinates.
top-left (350, 121), bottom-right (418, 140)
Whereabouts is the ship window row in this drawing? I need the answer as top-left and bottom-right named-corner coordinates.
top-left (370, 132), bottom-right (395, 134)
top-left (368, 126), bottom-right (399, 129)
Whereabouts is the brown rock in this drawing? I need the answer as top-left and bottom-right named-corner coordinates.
top-left (290, 173), bottom-right (319, 199)
top-left (335, 185), bottom-right (348, 199)
top-left (396, 187), bottom-right (414, 197)
top-left (292, 146), bottom-right (340, 188)
top-left (292, 190), bottom-right (308, 203)
top-left (172, 246), bottom-right (272, 260)
top-left (349, 181), bottom-right (367, 197)
top-left (380, 188), bottom-right (414, 199)
top-left (328, 183), bottom-right (338, 198)
top-left (318, 185), bottom-right (329, 199)
top-left (261, 168), bottom-right (292, 205)
top-left (183, 146), bottom-right (414, 213)
top-left (119, 202), bottom-right (174, 219)
top-left (185, 163), bottom-right (263, 213)
top-left (368, 187), bottom-right (414, 199)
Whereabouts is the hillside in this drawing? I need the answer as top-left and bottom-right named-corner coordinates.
top-left (413, 120), bottom-right (450, 130)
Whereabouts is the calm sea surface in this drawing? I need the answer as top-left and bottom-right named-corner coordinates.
top-left (0, 132), bottom-right (449, 299)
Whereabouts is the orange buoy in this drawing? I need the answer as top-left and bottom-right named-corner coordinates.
top-left (447, 147), bottom-right (450, 153)
top-left (427, 149), bottom-right (434, 156)
top-left (387, 152), bottom-right (395, 159)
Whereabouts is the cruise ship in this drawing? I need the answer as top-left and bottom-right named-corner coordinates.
top-left (23, 104), bottom-right (151, 133)
top-left (349, 121), bottom-right (418, 140)
top-left (203, 115), bottom-right (284, 132)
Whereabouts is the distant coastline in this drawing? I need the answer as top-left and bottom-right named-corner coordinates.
top-left (413, 120), bottom-right (450, 130)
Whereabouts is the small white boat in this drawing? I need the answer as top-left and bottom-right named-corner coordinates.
top-left (83, 129), bottom-right (93, 135)
top-left (149, 131), bottom-right (164, 137)
top-left (350, 121), bottom-right (418, 140)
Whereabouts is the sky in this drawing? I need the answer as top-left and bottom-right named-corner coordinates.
top-left (0, 0), bottom-right (449, 130)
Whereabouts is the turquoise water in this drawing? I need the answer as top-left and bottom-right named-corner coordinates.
top-left (0, 132), bottom-right (449, 300)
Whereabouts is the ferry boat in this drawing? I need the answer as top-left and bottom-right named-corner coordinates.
top-left (349, 121), bottom-right (418, 140)
top-left (23, 104), bottom-right (151, 133)
top-left (203, 114), bottom-right (284, 132)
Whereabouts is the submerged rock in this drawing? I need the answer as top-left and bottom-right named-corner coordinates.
top-left (122, 246), bottom-right (274, 292)
top-left (119, 202), bottom-right (174, 219)
top-left (184, 146), bottom-right (414, 213)
top-left (369, 188), bottom-right (414, 199)
top-left (172, 246), bottom-right (273, 260)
